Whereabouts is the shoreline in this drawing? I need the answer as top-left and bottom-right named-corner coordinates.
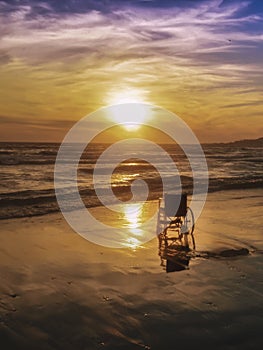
top-left (1, 184), bottom-right (263, 222)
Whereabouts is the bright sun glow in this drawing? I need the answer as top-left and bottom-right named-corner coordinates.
top-left (106, 88), bottom-right (151, 130)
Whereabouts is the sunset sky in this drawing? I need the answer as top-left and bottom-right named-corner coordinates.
top-left (0, 0), bottom-right (263, 143)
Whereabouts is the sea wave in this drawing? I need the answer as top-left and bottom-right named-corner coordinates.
top-left (1, 177), bottom-right (262, 220)
top-left (1, 142), bottom-right (262, 220)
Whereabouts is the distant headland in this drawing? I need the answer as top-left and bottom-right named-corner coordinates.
top-left (208, 137), bottom-right (263, 147)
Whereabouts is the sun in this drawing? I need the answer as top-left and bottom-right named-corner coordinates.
top-left (106, 88), bottom-right (151, 130)
top-left (109, 103), bottom-right (149, 131)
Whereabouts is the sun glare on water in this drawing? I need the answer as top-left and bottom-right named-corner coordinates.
top-left (106, 88), bottom-right (151, 131)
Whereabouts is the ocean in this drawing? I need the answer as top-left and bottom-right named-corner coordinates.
top-left (0, 142), bottom-right (262, 220)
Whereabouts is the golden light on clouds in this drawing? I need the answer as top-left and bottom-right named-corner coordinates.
top-left (0, 0), bottom-right (262, 142)
top-left (106, 87), bottom-right (150, 105)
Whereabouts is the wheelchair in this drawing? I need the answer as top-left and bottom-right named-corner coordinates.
top-left (157, 193), bottom-right (195, 272)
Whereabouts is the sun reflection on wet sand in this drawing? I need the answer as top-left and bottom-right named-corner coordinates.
top-left (88, 200), bottom-right (158, 249)
top-left (122, 203), bottom-right (145, 249)
top-left (123, 237), bottom-right (142, 250)
top-left (123, 203), bottom-right (143, 230)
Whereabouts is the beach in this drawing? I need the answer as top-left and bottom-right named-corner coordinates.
top-left (0, 189), bottom-right (262, 349)
top-left (1, 0), bottom-right (263, 348)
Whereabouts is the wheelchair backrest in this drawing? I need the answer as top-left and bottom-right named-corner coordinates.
top-left (164, 193), bottom-right (187, 217)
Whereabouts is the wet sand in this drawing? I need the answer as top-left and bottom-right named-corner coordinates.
top-left (0, 189), bottom-right (262, 349)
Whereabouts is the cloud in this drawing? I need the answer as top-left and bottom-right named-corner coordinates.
top-left (1, 0), bottom-right (262, 69)
top-left (0, 0), bottom-right (262, 142)
top-left (220, 100), bottom-right (263, 108)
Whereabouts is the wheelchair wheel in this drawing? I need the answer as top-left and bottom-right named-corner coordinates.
top-left (182, 207), bottom-right (195, 250)
top-left (185, 207), bottom-right (195, 235)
